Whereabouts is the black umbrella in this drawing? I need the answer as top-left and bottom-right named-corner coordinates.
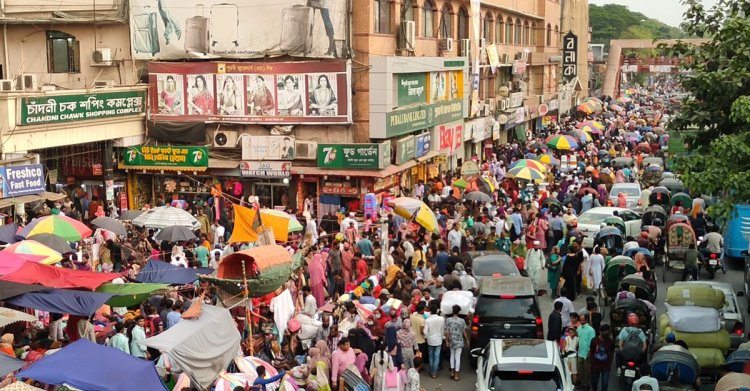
top-left (26, 233), bottom-right (75, 254)
top-left (118, 210), bottom-right (145, 221)
top-left (464, 191), bottom-right (493, 203)
top-left (155, 225), bottom-right (198, 243)
top-left (91, 216), bottom-right (128, 236)
top-left (0, 223), bottom-right (19, 244)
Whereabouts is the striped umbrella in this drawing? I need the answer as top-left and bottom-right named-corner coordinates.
top-left (387, 197), bottom-right (439, 234)
top-left (261, 209), bottom-right (303, 233)
top-left (509, 158), bottom-right (547, 173)
top-left (573, 130), bottom-right (593, 143)
top-left (507, 166), bottom-right (545, 182)
top-left (2, 240), bottom-right (62, 265)
top-left (132, 206), bottom-right (200, 229)
top-left (546, 134), bottom-right (579, 150)
top-left (535, 153), bottom-right (560, 166)
top-left (577, 120), bottom-right (605, 130)
top-left (579, 124), bottom-right (604, 135)
top-left (18, 215), bottom-right (92, 242)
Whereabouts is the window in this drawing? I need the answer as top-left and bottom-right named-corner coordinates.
top-left (505, 17), bottom-right (513, 44)
top-left (423, 1), bottom-right (435, 38)
top-left (531, 22), bottom-right (537, 45)
top-left (554, 25), bottom-right (559, 46)
top-left (515, 19), bottom-right (522, 45)
top-left (483, 14), bottom-right (492, 41)
top-left (47, 30), bottom-right (80, 73)
top-left (458, 8), bottom-right (469, 40)
top-left (524, 21), bottom-right (531, 45)
top-left (374, 0), bottom-right (390, 33)
top-left (440, 4), bottom-right (452, 39)
top-left (546, 24), bottom-right (552, 46)
top-left (496, 18), bottom-right (503, 43)
top-left (403, 0), bottom-right (414, 22)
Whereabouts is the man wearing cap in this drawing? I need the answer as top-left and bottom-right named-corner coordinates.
top-left (527, 241), bottom-right (545, 295)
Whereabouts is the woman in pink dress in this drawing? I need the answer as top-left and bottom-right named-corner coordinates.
top-left (534, 212), bottom-right (549, 252)
top-left (308, 252), bottom-right (328, 307)
top-left (341, 243), bottom-right (354, 284)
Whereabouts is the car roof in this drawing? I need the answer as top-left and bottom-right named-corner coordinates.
top-left (488, 339), bottom-right (557, 368)
top-left (467, 250), bottom-right (510, 259)
top-left (479, 276), bottom-right (535, 296)
top-left (611, 183), bottom-right (641, 189)
top-left (581, 206), bottom-right (633, 215)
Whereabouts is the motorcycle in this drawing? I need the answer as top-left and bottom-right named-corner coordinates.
top-left (698, 236), bottom-right (724, 279)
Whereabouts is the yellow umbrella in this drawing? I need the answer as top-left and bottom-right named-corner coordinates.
top-left (507, 166), bottom-right (545, 182)
top-left (2, 240), bottom-right (62, 265)
top-left (387, 197), bottom-right (440, 234)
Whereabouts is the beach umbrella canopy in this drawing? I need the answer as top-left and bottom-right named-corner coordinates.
top-left (509, 158), bottom-right (547, 173)
top-left (475, 176), bottom-right (496, 196)
top-left (2, 240), bottom-right (62, 265)
top-left (18, 215), bottom-right (92, 242)
top-left (155, 226), bottom-right (198, 242)
top-left (25, 234), bottom-right (74, 254)
top-left (91, 216), bottom-right (128, 236)
top-left (535, 153), bottom-right (560, 166)
top-left (464, 191), bottom-right (494, 203)
top-left (132, 206), bottom-right (200, 229)
top-left (0, 306), bottom-right (36, 328)
top-left (507, 166), bottom-right (545, 182)
top-left (0, 354), bottom-right (26, 378)
top-left (585, 96), bottom-right (603, 104)
top-left (577, 120), bottom-right (605, 130)
top-left (387, 197), bottom-right (439, 234)
top-left (546, 134), bottom-right (579, 150)
top-left (452, 178), bottom-right (468, 189)
top-left (0, 223), bottom-right (19, 244)
top-left (118, 210), bottom-right (144, 221)
top-left (568, 130), bottom-right (592, 143)
top-left (261, 209), bottom-right (303, 233)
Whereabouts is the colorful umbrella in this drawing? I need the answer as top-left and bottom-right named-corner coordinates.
top-left (509, 158), bottom-right (547, 173)
top-left (18, 215), bottom-right (92, 241)
top-left (387, 197), bottom-right (439, 234)
top-left (507, 166), bottom-right (545, 182)
top-left (475, 176), bottom-right (496, 196)
top-left (25, 234), bottom-right (74, 254)
top-left (132, 206), bottom-right (200, 229)
top-left (3, 240), bottom-right (62, 265)
top-left (535, 153), bottom-right (560, 166)
top-left (577, 120), bottom-right (605, 130)
top-left (579, 124), bottom-right (603, 135)
top-left (575, 130), bottom-right (593, 143)
top-left (260, 209), bottom-right (303, 233)
top-left (546, 134), bottom-right (579, 150)
top-left (452, 178), bottom-right (468, 190)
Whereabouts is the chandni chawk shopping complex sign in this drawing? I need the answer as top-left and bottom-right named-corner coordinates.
top-left (18, 91), bottom-right (146, 125)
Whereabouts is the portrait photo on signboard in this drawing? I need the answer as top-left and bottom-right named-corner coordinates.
top-left (431, 72), bottom-right (449, 103)
top-left (307, 73), bottom-right (338, 116)
top-left (448, 71), bottom-right (461, 100)
top-left (246, 74), bottom-right (276, 116)
top-left (216, 74), bottom-right (245, 115)
top-left (186, 74), bottom-right (215, 115)
top-left (276, 74), bottom-right (305, 116)
top-left (157, 74), bottom-right (184, 115)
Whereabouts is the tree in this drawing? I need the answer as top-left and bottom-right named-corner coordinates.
top-left (670, 0), bottom-right (750, 220)
top-left (589, 4), bottom-right (686, 49)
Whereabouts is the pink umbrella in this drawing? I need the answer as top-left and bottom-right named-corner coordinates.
top-left (0, 252), bottom-right (48, 275)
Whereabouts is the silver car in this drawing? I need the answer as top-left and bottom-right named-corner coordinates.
top-left (609, 183), bottom-right (642, 209)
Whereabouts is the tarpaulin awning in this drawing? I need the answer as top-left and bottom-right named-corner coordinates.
top-left (0, 353), bottom-right (26, 377)
top-left (6, 288), bottom-right (114, 317)
top-left (0, 252), bottom-right (49, 276)
top-left (0, 192), bottom-right (67, 209)
top-left (17, 339), bottom-right (167, 391)
top-left (0, 262), bottom-right (120, 290)
top-left (96, 283), bottom-right (170, 307)
top-left (145, 305), bottom-right (241, 390)
top-left (0, 306), bottom-right (36, 328)
top-left (135, 260), bottom-right (213, 285)
top-left (0, 281), bottom-right (46, 300)
top-left (148, 120), bottom-right (206, 143)
top-left (218, 245), bottom-right (292, 279)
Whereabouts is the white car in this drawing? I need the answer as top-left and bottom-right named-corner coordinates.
top-left (577, 207), bottom-right (642, 248)
top-left (609, 183), bottom-right (642, 209)
top-left (472, 339), bottom-right (573, 391)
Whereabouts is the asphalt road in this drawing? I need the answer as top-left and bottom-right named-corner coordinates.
top-left (420, 258), bottom-right (749, 391)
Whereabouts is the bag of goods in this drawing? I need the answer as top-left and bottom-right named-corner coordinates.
top-left (295, 313), bottom-right (322, 341)
top-left (441, 290), bottom-right (475, 315)
top-left (665, 304), bottom-right (721, 333)
top-left (658, 313), bottom-right (670, 335)
top-left (661, 326), bottom-right (731, 354)
top-left (666, 285), bottom-right (725, 309)
top-left (688, 347), bottom-right (726, 368)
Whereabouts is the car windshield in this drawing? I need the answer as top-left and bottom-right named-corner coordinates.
top-left (718, 289), bottom-right (738, 314)
top-left (613, 186), bottom-right (640, 196)
top-left (489, 371), bottom-right (561, 391)
top-left (578, 213), bottom-right (610, 225)
top-left (475, 296), bottom-right (537, 320)
top-left (473, 258), bottom-right (518, 276)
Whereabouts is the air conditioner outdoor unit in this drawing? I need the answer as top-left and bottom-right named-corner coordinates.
top-left (16, 74), bottom-right (37, 91)
top-left (93, 80), bottom-right (117, 88)
top-left (294, 141), bottom-right (317, 160)
top-left (92, 48), bottom-right (114, 66)
top-left (213, 130), bottom-right (239, 148)
top-left (439, 38), bottom-right (454, 52)
top-left (0, 79), bottom-right (13, 91)
top-left (400, 21), bottom-right (416, 51)
top-left (488, 98), bottom-right (496, 113)
top-left (459, 39), bottom-right (470, 57)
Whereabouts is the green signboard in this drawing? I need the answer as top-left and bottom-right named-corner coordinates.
top-left (19, 90), bottom-right (146, 125)
top-left (386, 99), bottom-right (464, 138)
top-left (317, 143), bottom-right (389, 170)
top-left (397, 73), bottom-right (428, 107)
top-left (396, 136), bottom-right (416, 165)
top-left (123, 145), bottom-right (208, 168)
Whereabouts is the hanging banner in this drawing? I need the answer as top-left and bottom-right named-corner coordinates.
top-left (129, 0), bottom-right (349, 61)
top-left (0, 164), bottom-right (45, 198)
top-left (18, 90), bottom-right (146, 126)
top-left (149, 61), bottom-right (351, 124)
top-left (123, 145), bottom-right (209, 169)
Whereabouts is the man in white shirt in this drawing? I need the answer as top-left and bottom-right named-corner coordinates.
top-left (402, 236), bottom-right (415, 264)
top-left (340, 212), bottom-right (358, 233)
top-left (414, 181), bottom-right (425, 199)
top-left (447, 223), bottom-right (462, 251)
top-left (212, 221), bottom-right (225, 245)
top-left (553, 295), bottom-right (575, 328)
top-left (423, 302), bottom-right (445, 378)
top-left (305, 212), bottom-right (318, 244)
top-left (302, 286), bottom-right (317, 317)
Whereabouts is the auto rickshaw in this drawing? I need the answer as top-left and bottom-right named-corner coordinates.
top-left (603, 216), bottom-right (626, 236)
top-left (649, 186), bottom-right (671, 207)
top-left (641, 165), bottom-right (663, 188)
top-left (641, 205), bottom-right (668, 230)
top-left (662, 222), bottom-right (697, 282)
top-left (659, 177), bottom-right (685, 193)
top-left (595, 226), bottom-right (625, 256)
top-left (670, 192), bottom-right (692, 212)
top-left (602, 255), bottom-right (638, 307)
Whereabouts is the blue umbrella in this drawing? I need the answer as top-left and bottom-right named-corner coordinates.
top-left (525, 152), bottom-right (537, 159)
top-left (624, 247), bottom-right (653, 258)
top-left (0, 223), bottom-right (19, 244)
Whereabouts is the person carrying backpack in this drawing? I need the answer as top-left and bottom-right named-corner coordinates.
top-left (590, 324), bottom-right (615, 391)
top-left (616, 313), bottom-right (647, 369)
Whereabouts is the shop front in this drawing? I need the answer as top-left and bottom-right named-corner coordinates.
top-left (466, 117), bottom-right (498, 161)
top-left (393, 131), bottom-right (438, 192)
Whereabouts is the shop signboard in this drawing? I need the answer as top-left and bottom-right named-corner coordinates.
top-left (242, 136), bottom-right (296, 160)
top-left (240, 161), bottom-right (291, 178)
top-left (562, 31), bottom-right (578, 82)
top-left (129, 0), bottom-right (350, 61)
top-left (434, 121), bottom-right (463, 155)
top-left (0, 164), bottom-right (45, 197)
top-left (364, 193), bottom-right (377, 219)
top-left (149, 61), bottom-right (352, 124)
top-left (509, 92), bottom-right (524, 108)
top-left (386, 100), bottom-right (464, 138)
top-left (321, 182), bottom-right (359, 196)
top-left (396, 136), bottom-right (416, 165)
top-left (397, 73), bottom-right (428, 106)
top-left (18, 90), bottom-right (146, 126)
top-left (317, 142), bottom-right (389, 170)
top-left (374, 175), bottom-right (399, 192)
top-left (123, 145), bottom-right (209, 169)
top-left (538, 104), bottom-right (549, 116)
top-left (415, 132), bottom-right (431, 158)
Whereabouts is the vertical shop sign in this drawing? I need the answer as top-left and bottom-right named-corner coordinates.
top-left (562, 32), bottom-right (578, 82)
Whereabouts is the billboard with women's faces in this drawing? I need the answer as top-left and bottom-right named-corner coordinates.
top-left (148, 61), bottom-right (351, 124)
